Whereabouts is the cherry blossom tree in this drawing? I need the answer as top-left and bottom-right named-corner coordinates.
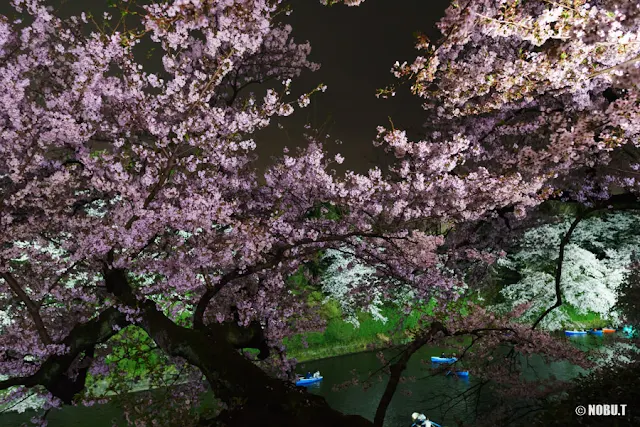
top-left (1, 0), bottom-right (640, 426)
top-left (348, 0), bottom-right (640, 424)
top-left (0, 0), bottom-right (377, 425)
top-left (319, 247), bottom-right (418, 326)
top-left (495, 211), bottom-right (640, 330)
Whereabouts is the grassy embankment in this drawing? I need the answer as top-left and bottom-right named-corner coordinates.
top-left (284, 303), bottom-right (432, 362)
top-left (558, 304), bottom-right (611, 330)
top-left (283, 300), bottom-right (613, 363)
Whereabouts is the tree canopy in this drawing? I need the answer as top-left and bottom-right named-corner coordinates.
top-left (1, 0), bottom-right (639, 426)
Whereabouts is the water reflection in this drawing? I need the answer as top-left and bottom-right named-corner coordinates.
top-left (297, 335), bottom-right (610, 426)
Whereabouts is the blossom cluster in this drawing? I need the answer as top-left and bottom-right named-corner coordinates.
top-left (495, 212), bottom-right (640, 329)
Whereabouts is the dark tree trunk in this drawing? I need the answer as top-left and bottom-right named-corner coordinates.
top-left (104, 268), bottom-right (373, 427)
top-left (373, 322), bottom-right (446, 427)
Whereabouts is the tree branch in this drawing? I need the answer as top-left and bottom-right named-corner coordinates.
top-left (0, 307), bottom-right (128, 404)
top-left (192, 231), bottom-right (387, 329)
top-left (103, 267), bottom-right (372, 427)
top-left (532, 193), bottom-right (640, 330)
top-left (373, 321), bottom-right (447, 427)
top-left (1, 272), bottom-right (53, 345)
top-left (530, 211), bottom-right (585, 330)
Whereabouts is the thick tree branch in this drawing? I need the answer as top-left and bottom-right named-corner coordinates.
top-left (1, 272), bottom-right (53, 345)
top-left (104, 267), bottom-right (372, 427)
top-left (0, 307), bottom-right (128, 404)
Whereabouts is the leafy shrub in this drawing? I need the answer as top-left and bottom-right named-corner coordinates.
top-left (324, 318), bottom-right (356, 343)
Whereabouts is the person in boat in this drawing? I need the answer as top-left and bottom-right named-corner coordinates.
top-left (411, 412), bottom-right (431, 427)
top-left (305, 371), bottom-right (312, 379)
top-left (313, 371), bottom-right (320, 378)
top-left (440, 352), bottom-right (446, 358)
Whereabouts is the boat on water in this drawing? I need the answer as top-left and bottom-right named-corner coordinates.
top-left (565, 330), bottom-right (587, 336)
top-left (446, 370), bottom-right (469, 378)
top-left (296, 376), bottom-right (323, 386)
top-left (603, 328), bottom-right (616, 333)
top-left (431, 356), bottom-right (457, 363)
top-left (587, 329), bottom-right (604, 336)
top-left (295, 371), bottom-right (323, 386)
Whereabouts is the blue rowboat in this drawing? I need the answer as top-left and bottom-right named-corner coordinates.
top-left (431, 356), bottom-right (457, 363)
top-left (564, 330), bottom-right (587, 336)
top-left (295, 376), bottom-right (323, 386)
top-left (587, 329), bottom-right (603, 336)
top-left (446, 370), bottom-right (469, 377)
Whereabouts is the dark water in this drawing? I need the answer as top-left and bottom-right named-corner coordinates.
top-left (0, 333), bottom-right (616, 427)
top-left (298, 346), bottom-right (481, 427)
top-left (297, 335), bottom-right (598, 427)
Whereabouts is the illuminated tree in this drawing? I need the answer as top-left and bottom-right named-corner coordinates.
top-left (496, 212), bottom-right (640, 330)
top-left (1, 1), bottom-right (639, 426)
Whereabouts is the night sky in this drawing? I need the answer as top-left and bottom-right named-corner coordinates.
top-left (257, 0), bottom-right (450, 172)
top-left (0, 0), bottom-right (450, 172)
